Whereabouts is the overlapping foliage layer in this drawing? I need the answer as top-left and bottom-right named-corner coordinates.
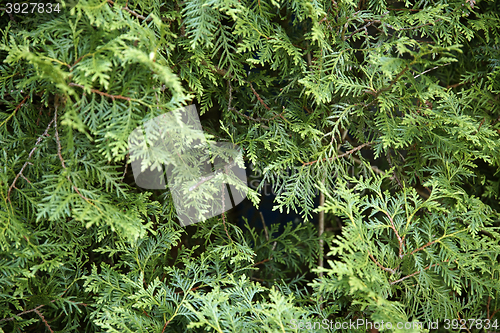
top-left (1, 0), bottom-right (500, 332)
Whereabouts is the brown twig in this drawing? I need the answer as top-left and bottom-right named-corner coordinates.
top-left (386, 150), bottom-right (404, 190)
top-left (407, 239), bottom-right (437, 256)
top-left (257, 211), bottom-right (276, 263)
top-left (302, 142), bottom-right (373, 166)
top-left (107, 0), bottom-right (153, 21)
top-left (161, 320), bottom-right (170, 333)
top-left (382, 211), bottom-right (405, 259)
top-left (69, 83), bottom-right (131, 101)
top-left (174, 285), bottom-right (204, 295)
top-left (0, 303), bottom-right (47, 323)
top-left (227, 80), bottom-right (280, 128)
top-left (7, 117), bottom-right (55, 202)
top-left (346, 21), bottom-right (375, 40)
top-left (387, 8), bottom-right (421, 11)
top-left (398, 19), bottom-right (442, 31)
top-left (487, 296), bottom-right (500, 320)
top-left (0, 95), bottom-right (29, 129)
top-left (221, 184), bottom-right (232, 242)
top-left (260, 211), bottom-right (269, 241)
top-left (249, 82), bottom-right (270, 111)
top-left (318, 178), bottom-right (326, 301)
top-left (413, 63), bottom-right (450, 79)
top-left (121, 153), bottom-right (129, 181)
top-left (489, 307), bottom-right (499, 320)
top-left (252, 258), bottom-right (271, 267)
top-left (368, 252), bottom-right (397, 274)
top-left (34, 309), bottom-right (54, 333)
top-left (457, 313), bottom-right (472, 333)
top-left (446, 82), bottom-right (466, 89)
top-left (389, 263), bottom-right (439, 285)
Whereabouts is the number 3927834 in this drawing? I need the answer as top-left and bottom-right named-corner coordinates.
top-left (5, 3), bottom-right (61, 14)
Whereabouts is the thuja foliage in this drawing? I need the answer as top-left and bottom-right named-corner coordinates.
top-left (1, 0), bottom-right (500, 332)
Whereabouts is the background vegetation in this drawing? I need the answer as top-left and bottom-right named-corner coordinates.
top-left (1, 0), bottom-right (500, 331)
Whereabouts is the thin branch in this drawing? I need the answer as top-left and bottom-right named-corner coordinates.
top-left (457, 313), bottom-right (472, 333)
top-left (399, 19), bottom-right (441, 31)
top-left (382, 210), bottom-right (404, 259)
top-left (0, 94), bottom-right (29, 129)
top-left (0, 294), bottom-right (85, 324)
top-left (387, 8), bottom-right (421, 11)
top-left (220, 183), bottom-right (232, 242)
top-left (69, 83), bottom-right (132, 101)
top-left (188, 159), bottom-right (238, 192)
top-left (487, 296), bottom-right (500, 320)
top-left (303, 142), bottom-right (373, 166)
top-left (318, 181), bottom-right (325, 278)
top-left (7, 117), bottom-right (55, 202)
top-left (413, 63), bottom-right (450, 79)
top-left (346, 21), bottom-right (375, 40)
top-left (368, 252), bottom-right (397, 274)
top-left (248, 82), bottom-right (270, 111)
top-left (386, 150), bottom-right (404, 190)
top-left (389, 263), bottom-right (439, 285)
top-left (121, 153), bottom-right (129, 181)
top-left (34, 309), bottom-right (54, 333)
top-left (252, 258), bottom-right (271, 267)
top-left (0, 304), bottom-right (47, 323)
top-left (161, 320), bottom-right (170, 333)
top-left (227, 80), bottom-right (279, 128)
top-left (107, 0), bottom-right (153, 21)
top-left (174, 284), bottom-right (205, 295)
top-left (259, 211), bottom-right (269, 241)
top-left (351, 156), bottom-right (388, 177)
top-left (407, 239), bottom-right (437, 256)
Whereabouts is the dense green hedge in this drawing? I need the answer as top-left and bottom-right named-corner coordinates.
top-left (1, 0), bottom-right (500, 332)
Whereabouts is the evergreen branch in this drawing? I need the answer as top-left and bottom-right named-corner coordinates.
top-left (302, 142), bottom-right (373, 166)
top-left (406, 229), bottom-right (467, 257)
top-left (68, 83), bottom-right (132, 101)
top-left (107, 0), bottom-right (153, 22)
top-left (368, 252), bottom-right (397, 274)
top-left (53, 105), bottom-right (93, 204)
top-left (0, 303), bottom-right (47, 323)
top-left (7, 117), bottom-right (55, 202)
top-left (0, 94), bottom-right (28, 129)
top-left (0, 295), bottom-right (86, 324)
